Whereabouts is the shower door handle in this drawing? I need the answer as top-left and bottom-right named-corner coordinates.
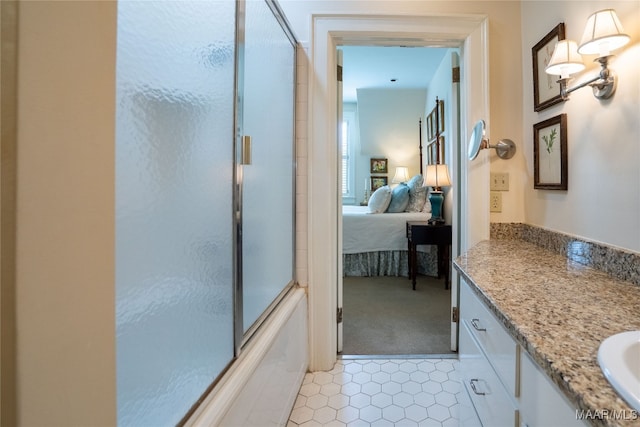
top-left (241, 135), bottom-right (252, 165)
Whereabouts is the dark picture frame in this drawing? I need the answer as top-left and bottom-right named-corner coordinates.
top-left (427, 136), bottom-right (445, 165)
top-left (532, 23), bottom-right (565, 112)
top-left (534, 114), bottom-right (567, 190)
top-left (425, 99), bottom-right (445, 142)
top-left (370, 176), bottom-right (388, 191)
top-left (370, 158), bottom-right (388, 174)
top-left (426, 115), bottom-right (434, 141)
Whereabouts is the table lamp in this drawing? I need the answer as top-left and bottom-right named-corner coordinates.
top-left (392, 166), bottom-right (410, 184)
top-left (425, 164), bottom-right (451, 224)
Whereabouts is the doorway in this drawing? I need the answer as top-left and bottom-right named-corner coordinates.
top-left (338, 45), bottom-right (458, 356)
top-left (307, 13), bottom-right (490, 372)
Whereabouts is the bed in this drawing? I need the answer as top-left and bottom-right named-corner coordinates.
top-left (342, 205), bottom-right (438, 277)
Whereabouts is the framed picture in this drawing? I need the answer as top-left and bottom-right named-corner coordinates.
top-left (532, 23), bottom-right (565, 112)
top-left (534, 114), bottom-right (567, 190)
top-left (427, 137), bottom-right (445, 165)
top-left (426, 115), bottom-right (434, 141)
top-left (370, 158), bottom-right (388, 174)
top-left (370, 176), bottom-right (388, 191)
top-left (438, 100), bottom-right (445, 133)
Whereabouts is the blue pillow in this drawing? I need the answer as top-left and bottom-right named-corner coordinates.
top-left (386, 184), bottom-right (410, 213)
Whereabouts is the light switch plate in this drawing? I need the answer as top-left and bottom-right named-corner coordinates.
top-left (490, 173), bottom-right (509, 191)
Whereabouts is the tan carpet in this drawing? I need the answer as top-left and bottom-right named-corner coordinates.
top-left (342, 275), bottom-right (454, 355)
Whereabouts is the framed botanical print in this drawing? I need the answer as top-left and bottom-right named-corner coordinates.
top-left (370, 176), bottom-right (388, 191)
top-left (370, 158), bottom-right (388, 174)
top-left (534, 114), bottom-right (567, 190)
top-left (532, 23), bottom-right (565, 112)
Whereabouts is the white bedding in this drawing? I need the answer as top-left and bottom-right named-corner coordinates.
top-left (342, 205), bottom-right (431, 254)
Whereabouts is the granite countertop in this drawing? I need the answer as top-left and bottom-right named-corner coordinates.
top-left (454, 239), bottom-right (640, 427)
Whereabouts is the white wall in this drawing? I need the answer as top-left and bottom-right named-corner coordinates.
top-left (521, 1), bottom-right (640, 252)
top-left (357, 88), bottom-right (427, 189)
top-left (15, 2), bottom-right (117, 424)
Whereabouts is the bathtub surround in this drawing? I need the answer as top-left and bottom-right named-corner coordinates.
top-left (490, 223), bottom-right (640, 286)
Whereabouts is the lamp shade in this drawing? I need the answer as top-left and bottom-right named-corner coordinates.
top-left (545, 40), bottom-right (585, 78)
top-left (578, 9), bottom-right (630, 56)
top-left (392, 166), bottom-right (410, 184)
top-left (425, 164), bottom-right (451, 188)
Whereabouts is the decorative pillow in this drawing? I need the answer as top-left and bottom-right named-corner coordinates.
top-left (406, 186), bottom-right (427, 212)
top-left (386, 183), bottom-right (410, 213)
top-left (422, 192), bottom-right (432, 213)
top-left (406, 174), bottom-right (424, 190)
top-left (367, 185), bottom-right (392, 213)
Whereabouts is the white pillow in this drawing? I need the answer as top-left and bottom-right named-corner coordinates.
top-left (367, 185), bottom-right (392, 214)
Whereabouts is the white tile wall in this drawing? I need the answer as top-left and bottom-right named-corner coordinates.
top-left (295, 44), bottom-right (309, 286)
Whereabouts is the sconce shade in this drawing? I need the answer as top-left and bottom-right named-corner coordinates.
top-left (546, 40), bottom-right (585, 78)
top-left (392, 166), bottom-right (410, 184)
top-left (425, 164), bottom-right (451, 188)
top-left (578, 9), bottom-right (630, 56)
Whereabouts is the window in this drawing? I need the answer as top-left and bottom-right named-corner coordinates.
top-left (341, 120), bottom-right (350, 195)
top-left (341, 108), bottom-right (357, 204)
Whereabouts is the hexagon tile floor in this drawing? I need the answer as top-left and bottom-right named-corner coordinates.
top-left (287, 358), bottom-right (469, 427)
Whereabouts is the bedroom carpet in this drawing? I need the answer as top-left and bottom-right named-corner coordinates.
top-left (342, 275), bottom-right (454, 355)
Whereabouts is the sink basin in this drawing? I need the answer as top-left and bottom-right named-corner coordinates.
top-left (598, 330), bottom-right (640, 411)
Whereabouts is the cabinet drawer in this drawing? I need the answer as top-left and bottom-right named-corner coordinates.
top-left (460, 320), bottom-right (518, 427)
top-left (461, 280), bottom-right (518, 397)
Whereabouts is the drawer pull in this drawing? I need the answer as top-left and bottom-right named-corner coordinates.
top-left (471, 318), bottom-right (486, 332)
top-left (470, 379), bottom-right (486, 395)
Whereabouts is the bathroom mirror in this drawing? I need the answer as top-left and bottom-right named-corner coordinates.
top-left (468, 120), bottom-right (486, 160)
top-left (468, 119), bottom-right (516, 160)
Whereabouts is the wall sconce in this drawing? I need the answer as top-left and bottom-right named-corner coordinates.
top-left (425, 164), bottom-right (451, 224)
top-left (545, 9), bottom-right (630, 100)
top-left (391, 166), bottom-right (410, 184)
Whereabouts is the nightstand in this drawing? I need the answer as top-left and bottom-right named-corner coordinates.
top-left (406, 221), bottom-right (452, 290)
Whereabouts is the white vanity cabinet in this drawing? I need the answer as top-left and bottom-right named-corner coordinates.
top-left (459, 279), bottom-right (588, 427)
top-left (459, 279), bottom-right (519, 426)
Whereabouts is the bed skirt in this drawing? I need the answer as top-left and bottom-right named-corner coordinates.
top-left (342, 249), bottom-right (438, 277)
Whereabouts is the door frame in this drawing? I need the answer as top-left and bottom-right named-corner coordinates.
top-left (307, 13), bottom-right (490, 372)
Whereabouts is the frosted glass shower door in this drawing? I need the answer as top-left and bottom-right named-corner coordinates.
top-left (241, 0), bottom-right (296, 334)
top-left (115, 1), bottom-right (235, 425)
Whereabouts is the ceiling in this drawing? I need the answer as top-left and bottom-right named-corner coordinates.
top-left (340, 46), bottom-right (449, 103)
